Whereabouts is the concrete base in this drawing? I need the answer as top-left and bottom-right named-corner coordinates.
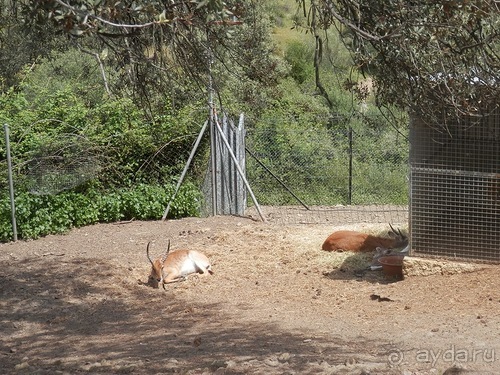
top-left (403, 256), bottom-right (486, 277)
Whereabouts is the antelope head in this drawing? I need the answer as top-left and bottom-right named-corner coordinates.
top-left (388, 223), bottom-right (409, 249)
top-left (146, 240), bottom-right (171, 288)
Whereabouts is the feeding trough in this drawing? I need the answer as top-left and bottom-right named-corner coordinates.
top-left (378, 255), bottom-right (405, 280)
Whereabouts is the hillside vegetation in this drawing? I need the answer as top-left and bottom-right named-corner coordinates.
top-left (0, 0), bottom-right (408, 241)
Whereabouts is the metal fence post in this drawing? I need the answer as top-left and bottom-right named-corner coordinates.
top-left (4, 124), bottom-right (18, 241)
top-left (348, 126), bottom-right (353, 205)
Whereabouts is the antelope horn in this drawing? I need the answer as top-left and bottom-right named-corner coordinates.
top-left (146, 241), bottom-right (154, 266)
top-left (388, 223), bottom-right (401, 237)
top-left (389, 223), bottom-right (406, 239)
top-left (160, 239), bottom-right (171, 264)
top-left (158, 240), bottom-right (172, 288)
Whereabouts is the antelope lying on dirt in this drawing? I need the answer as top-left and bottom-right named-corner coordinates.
top-left (322, 224), bottom-right (408, 253)
top-left (146, 240), bottom-right (213, 289)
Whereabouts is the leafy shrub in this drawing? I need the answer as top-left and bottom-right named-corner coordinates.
top-left (0, 182), bottom-right (200, 242)
top-left (284, 41), bottom-right (315, 84)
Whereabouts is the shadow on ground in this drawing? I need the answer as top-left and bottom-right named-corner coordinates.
top-left (322, 252), bottom-right (400, 284)
top-left (0, 256), bottom-right (402, 374)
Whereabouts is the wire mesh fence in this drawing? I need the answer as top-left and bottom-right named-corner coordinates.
top-left (5, 105), bottom-right (499, 262)
top-left (23, 133), bottom-right (102, 196)
top-left (1, 111), bottom-right (409, 230)
top-left (243, 116), bottom-right (409, 225)
top-left (410, 109), bottom-right (500, 262)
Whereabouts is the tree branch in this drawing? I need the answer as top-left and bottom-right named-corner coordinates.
top-left (78, 46), bottom-right (112, 97)
top-left (53, 0), bottom-right (162, 30)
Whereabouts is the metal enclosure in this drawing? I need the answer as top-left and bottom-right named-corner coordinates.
top-left (409, 108), bottom-right (500, 262)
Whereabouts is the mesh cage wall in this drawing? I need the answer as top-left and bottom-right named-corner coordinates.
top-left (410, 108), bottom-right (500, 262)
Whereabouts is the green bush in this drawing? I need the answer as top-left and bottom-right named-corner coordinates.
top-left (284, 41), bottom-right (315, 84)
top-left (0, 183), bottom-right (200, 242)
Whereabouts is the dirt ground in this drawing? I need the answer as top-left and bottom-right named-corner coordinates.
top-left (0, 213), bottom-right (499, 375)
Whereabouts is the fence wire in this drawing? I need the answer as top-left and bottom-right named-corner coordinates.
top-left (1, 112), bottom-right (409, 228)
top-left (244, 117), bottom-right (409, 225)
top-left (410, 109), bottom-right (500, 262)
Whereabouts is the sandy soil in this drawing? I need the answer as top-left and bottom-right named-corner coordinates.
top-left (0, 214), bottom-right (499, 375)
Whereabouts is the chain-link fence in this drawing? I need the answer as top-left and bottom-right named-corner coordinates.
top-left (1, 112), bottom-right (409, 230)
top-left (243, 116), bottom-right (409, 225)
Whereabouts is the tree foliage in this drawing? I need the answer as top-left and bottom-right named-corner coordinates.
top-left (0, 1), bottom-right (412, 240)
top-left (0, 0), bottom-right (67, 90)
top-left (18, 0), bottom-right (283, 116)
top-left (298, 0), bottom-right (499, 123)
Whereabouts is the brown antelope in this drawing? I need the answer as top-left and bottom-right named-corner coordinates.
top-left (146, 240), bottom-right (213, 289)
top-left (322, 224), bottom-right (408, 253)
